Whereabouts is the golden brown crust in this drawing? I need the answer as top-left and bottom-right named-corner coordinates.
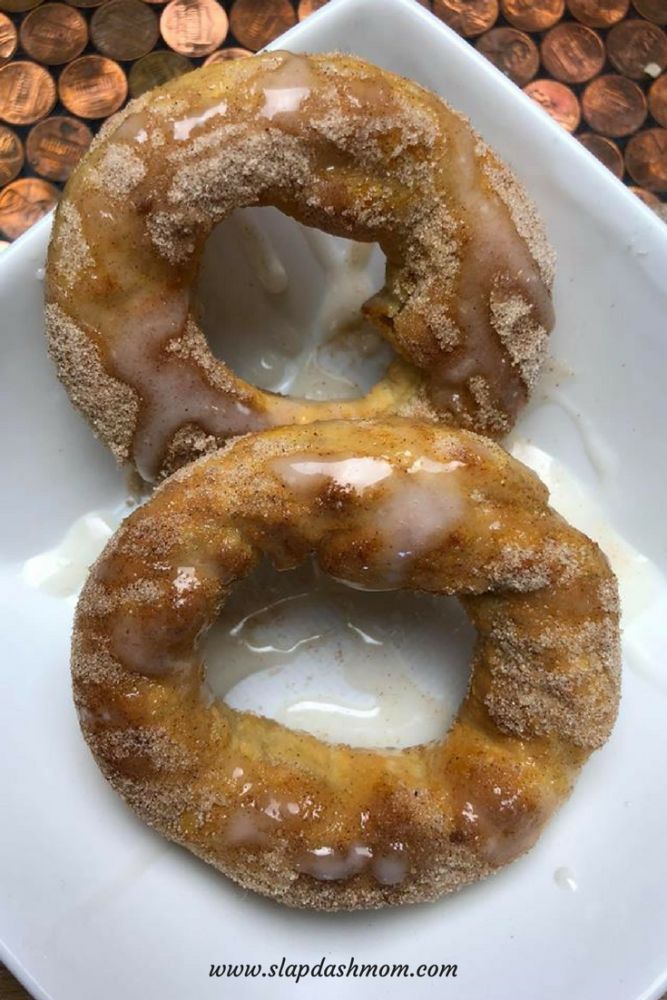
top-left (72, 419), bottom-right (620, 910)
top-left (46, 52), bottom-right (555, 481)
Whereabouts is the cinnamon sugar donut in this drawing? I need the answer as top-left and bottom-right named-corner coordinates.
top-left (46, 51), bottom-right (555, 482)
top-left (73, 419), bottom-right (620, 910)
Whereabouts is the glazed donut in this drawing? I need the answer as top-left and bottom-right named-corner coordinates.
top-left (46, 51), bottom-right (555, 482)
top-left (73, 419), bottom-right (620, 910)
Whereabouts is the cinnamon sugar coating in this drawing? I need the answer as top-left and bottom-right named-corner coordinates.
top-left (46, 52), bottom-right (555, 482)
top-left (72, 420), bottom-right (619, 910)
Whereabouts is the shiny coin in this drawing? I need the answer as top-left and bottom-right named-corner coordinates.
top-left (566, 0), bottom-right (629, 25)
top-left (0, 123), bottom-right (23, 185)
top-left (607, 19), bottom-right (667, 79)
top-left (624, 127), bottom-right (667, 190)
top-left (91, 0), bottom-right (159, 62)
top-left (19, 3), bottom-right (88, 65)
top-left (0, 12), bottom-right (17, 64)
top-left (203, 47), bottom-right (252, 65)
top-left (476, 27), bottom-right (539, 86)
top-left (0, 0), bottom-right (42, 11)
top-left (541, 23), bottom-right (605, 84)
top-left (629, 184), bottom-right (662, 205)
top-left (582, 73), bottom-right (647, 136)
top-left (648, 73), bottom-right (667, 127)
top-left (524, 79), bottom-right (581, 132)
top-left (0, 177), bottom-right (60, 239)
top-left (128, 49), bottom-right (193, 97)
top-left (501, 0), bottom-right (564, 30)
top-left (229, 0), bottom-right (297, 51)
top-left (0, 61), bottom-right (56, 125)
top-left (58, 55), bottom-right (127, 119)
top-left (432, 0), bottom-right (499, 36)
top-left (632, 0), bottom-right (667, 22)
top-left (160, 0), bottom-right (228, 58)
top-left (578, 132), bottom-right (625, 177)
top-left (26, 115), bottom-right (92, 181)
top-left (297, 0), bottom-right (329, 17)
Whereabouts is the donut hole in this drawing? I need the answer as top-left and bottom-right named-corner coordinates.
top-left (203, 557), bottom-right (474, 750)
top-left (196, 206), bottom-right (396, 401)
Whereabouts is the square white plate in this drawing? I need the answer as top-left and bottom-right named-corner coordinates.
top-left (2, 0), bottom-right (667, 997)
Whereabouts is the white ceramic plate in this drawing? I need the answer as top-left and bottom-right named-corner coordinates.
top-left (2, 1), bottom-right (667, 997)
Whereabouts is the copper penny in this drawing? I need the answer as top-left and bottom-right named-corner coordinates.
top-left (160, 0), bottom-right (228, 58)
top-left (65, 0), bottom-right (105, 7)
top-left (0, 0), bottom-right (41, 11)
top-left (0, 177), bottom-right (60, 240)
top-left (541, 23), bottom-right (605, 84)
top-left (607, 20), bottom-right (667, 80)
top-left (523, 79), bottom-right (581, 132)
top-left (625, 127), bottom-right (667, 189)
top-left (203, 47), bottom-right (252, 65)
top-left (432, 0), bottom-right (499, 37)
top-left (0, 123), bottom-right (23, 185)
top-left (501, 0), bottom-right (564, 31)
top-left (26, 115), bottom-right (92, 181)
top-left (648, 73), bottom-right (667, 126)
top-left (582, 74), bottom-right (647, 135)
top-left (578, 132), bottom-right (624, 177)
top-left (629, 184), bottom-right (662, 205)
top-left (128, 49), bottom-right (193, 97)
top-left (567, 0), bottom-right (629, 26)
top-left (476, 28), bottom-right (539, 86)
top-left (632, 0), bottom-right (667, 22)
top-left (0, 12), bottom-right (17, 64)
top-left (228, 0), bottom-right (297, 51)
top-left (58, 55), bottom-right (127, 119)
top-left (0, 61), bottom-right (56, 125)
top-left (91, 0), bottom-right (159, 62)
top-left (297, 0), bottom-right (329, 18)
top-left (19, 3), bottom-right (88, 66)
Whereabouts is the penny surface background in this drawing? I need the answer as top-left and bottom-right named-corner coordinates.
top-left (0, 0), bottom-right (666, 241)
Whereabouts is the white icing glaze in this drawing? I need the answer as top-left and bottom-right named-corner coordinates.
top-left (431, 124), bottom-right (553, 420)
top-left (231, 213), bottom-right (288, 294)
top-left (97, 228), bottom-right (386, 479)
top-left (173, 566), bottom-right (200, 606)
top-left (274, 455), bottom-right (393, 493)
top-left (173, 101), bottom-right (227, 141)
top-left (372, 849), bottom-right (408, 886)
top-left (510, 440), bottom-right (664, 624)
top-left (205, 557), bottom-right (472, 749)
top-left (510, 439), bottom-right (667, 696)
top-left (225, 810), bottom-right (271, 846)
top-left (287, 235), bottom-right (391, 401)
top-left (541, 387), bottom-right (618, 481)
top-left (296, 842), bottom-right (407, 885)
top-left (199, 215), bottom-right (390, 402)
top-left (104, 285), bottom-right (267, 480)
top-left (298, 844), bottom-right (372, 882)
top-left (110, 613), bottom-right (194, 677)
top-left (22, 506), bottom-right (129, 597)
top-left (554, 866), bottom-right (578, 892)
top-left (259, 52), bottom-right (313, 122)
top-left (272, 452), bottom-right (464, 579)
top-left (370, 473), bottom-right (463, 570)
